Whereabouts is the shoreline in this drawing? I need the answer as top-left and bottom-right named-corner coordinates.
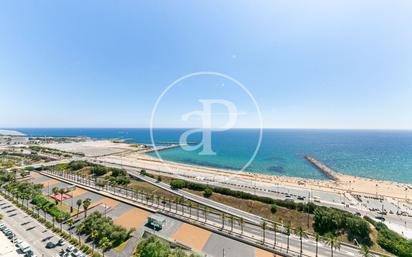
top-left (36, 139), bottom-right (412, 201)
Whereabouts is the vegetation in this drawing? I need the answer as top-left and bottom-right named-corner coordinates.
top-left (31, 195), bottom-right (70, 220)
top-left (77, 211), bottom-right (134, 247)
top-left (372, 222), bottom-right (412, 257)
top-left (203, 187), bottom-right (213, 198)
top-left (270, 204), bottom-right (277, 214)
top-left (169, 179), bottom-right (316, 214)
top-left (313, 206), bottom-right (371, 245)
top-left (29, 145), bottom-right (85, 157)
top-left (61, 161), bottom-right (130, 186)
top-left (134, 235), bottom-right (199, 257)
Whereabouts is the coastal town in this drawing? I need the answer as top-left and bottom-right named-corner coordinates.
top-left (1, 130), bottom-right (411, 257)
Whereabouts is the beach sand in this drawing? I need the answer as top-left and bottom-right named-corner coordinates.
top-left (44, 140), bottom-right (412, 202)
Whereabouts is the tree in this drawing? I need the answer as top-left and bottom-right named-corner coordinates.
top-left (285, 224), bottom-right (292, 253)
top-left (261, 221), bottom-right (267, 244)
top-left (270, 204), bottom-right (278, 214)
top-left (52, 187), bottom-right (59, 204)
top-left (324, 233), bottom-right (341, 257)
top-left (66, 219), bottom-right (74, 239)
top-left (99, 237), bottom-right (112, 257)
top-left (90, 230), bottom-right (98, 253)
top-left (315, 233), bottom-right (321, 257)
top-left (204, 206), bottom-right (208, 222)
top-left (203, 188), bottom-right (213, 198)
top-left (295, 226), bottom-right (307, 256)
top-left (188, 202), bottom-right (192, 217)
top-left (56, 214), bottom-right (65, 231)
top-left (76, 199), bottom-right (83, 217)
top-left (58, 188), bottom-right (66, 205)
top-left (83, 198), bottom-right (91, 217)
top-left (229, 216), bottom-right (234, 232)
top-left (359, 245), bottom-right (373, 257)
top-left (239, 217), bottom-right (245, 235)
top-left (273, 223), bottom-right (278, 247)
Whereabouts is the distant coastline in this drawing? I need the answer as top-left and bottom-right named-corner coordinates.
top-left (0, 129), bottom-right (26, 136)
top-left (7, 128), bottom-right (412, 184)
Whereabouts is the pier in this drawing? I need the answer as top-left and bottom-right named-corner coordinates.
top-left (304, 155), bottom-right (341, 181)
top-left (144, 144), bottom-right (185, 153)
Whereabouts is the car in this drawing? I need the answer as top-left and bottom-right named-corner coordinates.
top-left (66, 245), bottom-right (75, 252)
top-left (46, 242), bottom-right (55, 248)
top-left (57, 238), bottom-right (65, 246)
top-left (375, 216), bottom-right (385, 221)
top-left (15, 239), bottom-right (24, 246)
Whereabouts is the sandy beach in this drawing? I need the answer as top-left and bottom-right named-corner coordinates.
top-left (42, 140), bottom-right (412, 202)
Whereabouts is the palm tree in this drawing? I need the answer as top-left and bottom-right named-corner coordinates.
top-left (239, 217), bottom-right (245, 235)
top-left (315, 233), bottom-right (321, 257)
top-left (41, 204), bottom-right (49, 219)
top-left (99, 237), bottom-right (112, 257)
top-left (272, 223), bottom-right (278, 247)
top-left (261, 221), bottom-right (267, 244)
top-left (35, 206), bottom-right (41, 216)
top-left (90, 230), bottom-right (98, 253)
top-left (52, 187), bottom-right (59, 204)
top-left (204, 206), bottom-right (208, 222)
top-left (295, 226), bottom-right (307, 256)
top-left (66, 219), bottom-right (74, 239)
top-left (359, 245), bottom-right (373, 257)
top-left (188, 202), bottom-right (192, 217)
top-left (229, 216), bottom-right (234, 232)
top-left (285, 224), bottom-right (292, 253)
top-left (324, 234), bottom-right (341, 257)
top-left (82, 198), bottom-right (91, 217)
top-left (58, 188), bottom-right (66, 205)
top-left (56, 214), bottom-right (65, 231)
top-left (76, 199), bottom-right (82, 217)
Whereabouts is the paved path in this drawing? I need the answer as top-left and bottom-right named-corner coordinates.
top-left (0, 195), bottom-right (64, 257)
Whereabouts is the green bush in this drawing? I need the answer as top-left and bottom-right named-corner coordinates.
top-left (77, 211), bottom-right (133, 248)
top-left (203, 188), bottom-right (213, 198)
top-left (270, 204), bottom-right (278, 214)
top-left (374, 222), bottom-right (412, 257)
top-left (313, 206), bottom-right (371, 245)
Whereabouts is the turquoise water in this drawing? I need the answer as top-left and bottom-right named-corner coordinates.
top-left (13, 128), bottom-right (412, 183)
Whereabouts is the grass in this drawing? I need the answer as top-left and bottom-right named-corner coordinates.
top-left (45, 196), bottom-right (77, 215)
top-left (127, 180), bottom-right (176, 199)
top-left (187, 189), bottom-right (315, 232)
top-left (113, 239), bottom-right (129, 252)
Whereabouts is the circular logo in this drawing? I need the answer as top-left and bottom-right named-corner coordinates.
top-left (149, 71), bottom-right (263, 184)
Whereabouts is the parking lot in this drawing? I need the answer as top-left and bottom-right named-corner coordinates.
top-left (0, 196), bottom-right (64, 257)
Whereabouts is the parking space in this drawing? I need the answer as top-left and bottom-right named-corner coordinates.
top-left (0, 196), bottom-right (64, 257)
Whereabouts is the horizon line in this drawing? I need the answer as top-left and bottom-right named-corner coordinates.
top-left (2, 127), bottom-right (412, 131)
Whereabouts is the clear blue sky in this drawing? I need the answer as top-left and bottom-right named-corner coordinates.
top-left (0, 1), bottom-right (411, 129)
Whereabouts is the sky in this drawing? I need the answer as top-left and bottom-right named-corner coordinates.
top-left (0, 0), bottom-right (411, 129)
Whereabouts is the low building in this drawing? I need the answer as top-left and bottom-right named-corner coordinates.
top-left (147, 214), bottom-right (167, 230)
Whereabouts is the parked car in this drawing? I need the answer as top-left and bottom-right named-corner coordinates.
top-left (46, 242), bottom-right (55, 249)
top-left (57, 238), bottom-right (65, 246)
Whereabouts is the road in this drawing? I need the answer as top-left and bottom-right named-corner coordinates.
top-left (0, 195), bottom-right (64, 257)
top-left (44, 169), bottom-right (367, 257)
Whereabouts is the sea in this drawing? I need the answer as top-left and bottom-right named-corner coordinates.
top-left (11, 128), bottom-right (412, 184)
